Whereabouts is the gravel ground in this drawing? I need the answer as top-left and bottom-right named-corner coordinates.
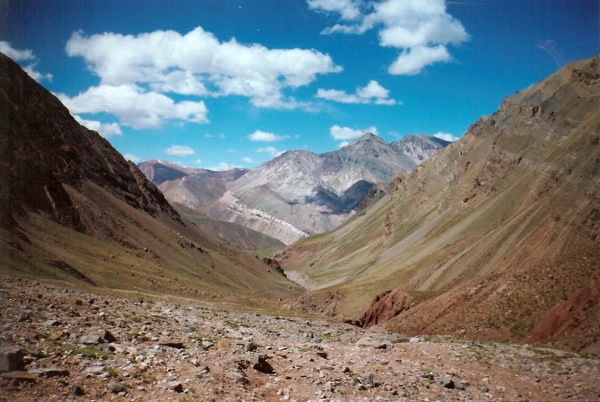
top-left (1, 277), bottom-right (599, 401)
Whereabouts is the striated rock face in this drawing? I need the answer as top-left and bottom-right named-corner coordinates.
top-left (142, 133), bottom-right (448, 244)
top-left (0, 52), bottom-right (180, 231)
top-left (360, 289), bottom-right (413, 329)
top-left (211, 191), bottom-right (310, 245)
top-left (391, 134), bottom-right (451, 165)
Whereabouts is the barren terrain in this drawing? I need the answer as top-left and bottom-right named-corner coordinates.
top-left (1, 277), bottom-right (599, 402)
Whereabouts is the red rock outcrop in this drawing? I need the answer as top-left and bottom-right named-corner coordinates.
top-left (361, 288), bottom-right (413, 329)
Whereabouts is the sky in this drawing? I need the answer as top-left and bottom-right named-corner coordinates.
top-left (1, 0), bottom-right (598, 170)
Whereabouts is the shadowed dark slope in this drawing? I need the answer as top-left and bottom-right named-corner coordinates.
top-left (0, 52), bottom-right (179, 232)
top-left (0, 51), bottom-right (301, 302)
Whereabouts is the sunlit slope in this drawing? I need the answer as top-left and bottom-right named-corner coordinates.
top-left (282, 54), bottom-right (600, 351)
top-left (174, 202), bottom-right (285, 250)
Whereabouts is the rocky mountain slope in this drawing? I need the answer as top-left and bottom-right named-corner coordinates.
top-left (0, 51), bottom-right (300, 302)
top-left (144, 133), bottom-right (448, 245)
top-left (137, 161), bottom-right (284, 249)
top-left (281, 53), bottom-right (600, 353)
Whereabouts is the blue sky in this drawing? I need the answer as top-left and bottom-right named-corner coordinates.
top-left (1, 0), bottom-right (598, 170)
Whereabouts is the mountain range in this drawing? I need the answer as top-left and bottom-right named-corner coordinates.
top-left (280, 53), bottom-right (600, 353)
top-left (140, 133), bottom-right (448, 245)
top-left (2, 48), bottom-right (599, 355)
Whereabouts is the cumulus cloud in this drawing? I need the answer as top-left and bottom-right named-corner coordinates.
top-left (0, 41), bottom-right (53, 82)
top-left (65, 27), bottom-right (341, 111)
top-left (57, 84), bottom-right (208, 129)
top-left (388, 45), bottom-right (450, 75)
top-left (122, 153), bottom-right (141, 163)
top-left (309, 0), bottom-right (468, 75)
top-left (433, 131), bottom-right (459, 142)
top-left (256, 146), bottom-right (285, 157)
top-left (330, 125), bottom-right (378, 140)
top-left (316, 80), bottom-right (397, 105)
top-left (74, 115), bottom-right (123, 137)
top-left (165, 145), bottom-right (195, 157)
top-left (247, 130), bottom-right (291, 142)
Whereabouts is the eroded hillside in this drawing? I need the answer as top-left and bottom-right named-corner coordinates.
top-left (0, 51), bottom-right (301, 303)
top-left (281, 54), bottom-right (600, 353)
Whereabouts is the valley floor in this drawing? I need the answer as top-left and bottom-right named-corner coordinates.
top-left (1, 277), bottom-right (599, 402)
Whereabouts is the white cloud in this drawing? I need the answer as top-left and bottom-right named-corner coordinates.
top-left (330, 125), bottom-right (378, 140)
top-left (195, 159), bottom-right (203, 164)
top-left (122, 153), bottom-right (141, 163)
top-left (65, 27), bottom-right (342, 110)
top-left (0, 41), bottom-right (34, 61)
top-left (433, 132), bottom-right (459, 142)
top-left (242, 157), bottom-right (254, 163)
top-left (205, 133), bottom-right (215, 138)
top-left (57, 84), bottom-right (208, 129)
top-left (150, 70), bottom-right (209, 95)
top-left (310, 0), bottom-right (468, 75)
top-left (165, 145), bottom-right (195, 157)
top-left (74, 115), bottom-right (122, 137)
top-left (256, 146), bottom-right (285, 157)
top-left (316, 80), bottom-right (397, 105)
top-left (0, 41), bottom-right (53, 82)
top-left (339, 141), bottom-right (351, 148)
top-left (307, 0), bottom-right (362, 20)
top-left (248, 130), bottom-right (290, 142)
top-left (388, 45), bottom-right (450, 75)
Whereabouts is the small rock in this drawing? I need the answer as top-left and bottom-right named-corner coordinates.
top-left (409, 337), bottom-right (420, 343)
top-left (227, 371), bottom-right (247, 384)
top-left (103, 330), bottom-right (117, 343)
top-left (17, 311), bottom-right (31, 322)
top-left (85, 366), bottom-right (106, 375)
top-left (245, 341), bottom-right (258, 352)
top-left (250, 353), bottom-right (273, 374)
top-left (182, 327), bottom-right (194, 334)
top-left (0, 346), bottom-right (24, 373)
top-left (44, 319), bottom-right (60, 326)
top-left (80, 334), bottom-right (103, 345)
top-left (160, 341), bottom-right (185, 349)
top-left (315, 351), bottom-right (328, 359)
top-left (356, 337), bottom-right (389, 349)
top-left (71, 384), bottom-right (85, 396)
top-left (359, 372), bottom-right (374, 386)
top-left (107, 382), bottom-right (127, 393)
top-left (30, 367), bottom-right (69, 377)
top-left (2, 371), bottom-right (37, 383)
top-left (439, 376), bottom-right (455, 389)
top-left (168, 381), bottom-right (183, 392)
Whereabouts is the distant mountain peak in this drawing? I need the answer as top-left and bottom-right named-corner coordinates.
top-left (149, 132), bottom-right (448, 244)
